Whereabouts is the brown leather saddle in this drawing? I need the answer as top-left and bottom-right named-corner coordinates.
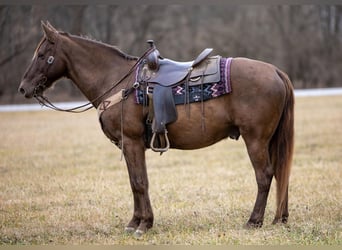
top-left (138, 41), bottom-right (221, 153)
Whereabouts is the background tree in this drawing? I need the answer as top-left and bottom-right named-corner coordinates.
top-left (1, 5), bottom-right (341, 104)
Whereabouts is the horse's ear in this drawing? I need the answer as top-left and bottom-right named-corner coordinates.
top-left (41, 20), bottom-right (58, 43)
top-left (46, 21), bottom-right (59, 33)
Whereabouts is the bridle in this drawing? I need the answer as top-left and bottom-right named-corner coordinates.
top-left (33, 40), bottom-right (155, 113)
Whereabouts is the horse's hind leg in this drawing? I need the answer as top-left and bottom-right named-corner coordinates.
top-left (243, 137), bottom-right (274, 228)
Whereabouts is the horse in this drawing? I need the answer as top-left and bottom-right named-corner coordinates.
top-left (18, 21), bottom-right (294, 238)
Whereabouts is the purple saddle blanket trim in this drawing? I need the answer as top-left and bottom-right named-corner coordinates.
top-left (134, 57), bottom-right (233, 105)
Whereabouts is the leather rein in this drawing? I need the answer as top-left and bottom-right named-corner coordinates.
top-left (34, 43), bottom-right (154, 113)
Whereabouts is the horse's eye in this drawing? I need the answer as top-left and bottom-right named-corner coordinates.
top-left (37, 53), bottom-right (44, 59)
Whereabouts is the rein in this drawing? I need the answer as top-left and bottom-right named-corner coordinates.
top-left (34, 95), bottom-right (94, 113)
top-left (34, 46), bottom-right (155, 113)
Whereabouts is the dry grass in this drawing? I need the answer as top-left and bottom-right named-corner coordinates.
top-left (0, 95), bottom-right (341, 245)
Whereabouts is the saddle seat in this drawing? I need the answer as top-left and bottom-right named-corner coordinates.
top-left (149, 59), bottom-right (193, 87)
top-left (144, 47), bottom-right (215, 87)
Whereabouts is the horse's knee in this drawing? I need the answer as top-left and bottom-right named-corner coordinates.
top-left (130, 176), bottom-right (148, 194)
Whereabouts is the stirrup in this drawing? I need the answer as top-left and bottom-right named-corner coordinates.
top-left (150, 131), bottom-right (170, 153)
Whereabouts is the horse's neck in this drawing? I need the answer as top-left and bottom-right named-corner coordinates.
top-left (63, 37), bottom-right (134, 106)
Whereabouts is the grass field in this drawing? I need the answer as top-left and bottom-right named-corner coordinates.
top-left (0, 95), bottom-right (341, 245)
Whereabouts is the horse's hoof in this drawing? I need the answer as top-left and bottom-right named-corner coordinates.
top-left (272, 216), bottom-right (288, 225)
top-left (244, 221), bottom-right (263, 229)
top-left (124, 226), bottom-right (136, 234)
top-left (133, 229), bottom-right (145, 239)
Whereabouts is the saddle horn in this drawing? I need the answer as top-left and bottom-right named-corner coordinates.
top-left (146, 40), bottom-right (160, 71)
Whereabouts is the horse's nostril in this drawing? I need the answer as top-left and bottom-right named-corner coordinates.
top-left (19, 87), bottom-right (26, 95)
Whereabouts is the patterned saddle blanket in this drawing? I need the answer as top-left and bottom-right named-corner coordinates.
top-left (135, 57), bottom-right (232, 105)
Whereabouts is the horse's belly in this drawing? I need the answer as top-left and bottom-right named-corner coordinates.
top-left (168, 126), bottom-right (235, 150)
top-left (166, 100), bottom-right (236, 150)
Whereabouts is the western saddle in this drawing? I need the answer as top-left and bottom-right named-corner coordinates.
top-left (138, 40), bottom-right (221, 153)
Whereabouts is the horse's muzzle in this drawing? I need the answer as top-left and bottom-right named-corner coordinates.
top-left (18, 80), bottom-right (34, 98)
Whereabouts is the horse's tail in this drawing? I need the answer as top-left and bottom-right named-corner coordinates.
top-left (269, 69), bottom-right (295, 223)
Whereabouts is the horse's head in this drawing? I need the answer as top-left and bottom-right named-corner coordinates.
top-left (18, 21), bottom-right (66, 98)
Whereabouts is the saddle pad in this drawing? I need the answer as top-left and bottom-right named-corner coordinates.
top-left (135, 57), bottom-right (233, 105)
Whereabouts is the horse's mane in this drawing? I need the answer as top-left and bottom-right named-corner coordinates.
top-left (62, 32), bottom-right (138, 61)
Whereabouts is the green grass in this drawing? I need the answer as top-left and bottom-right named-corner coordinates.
top-left (0, 95), bottom-right (341, 245)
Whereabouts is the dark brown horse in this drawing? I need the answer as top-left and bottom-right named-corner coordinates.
top-left (18, 21), bottom-right (294, 237)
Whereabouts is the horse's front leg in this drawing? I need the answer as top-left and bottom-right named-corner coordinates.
top-left (123, 137), bottom-right (154, 237)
